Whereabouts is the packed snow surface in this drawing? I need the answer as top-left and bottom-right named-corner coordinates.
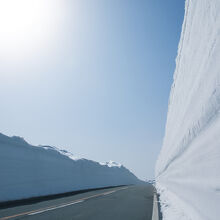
top-left (156, 0), bottom-right (220, 220)
top-left (0, 133), bottom-right (142, 202)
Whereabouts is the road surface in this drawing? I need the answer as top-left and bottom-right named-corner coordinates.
top-left (0, 185), bottom-right (154, 220)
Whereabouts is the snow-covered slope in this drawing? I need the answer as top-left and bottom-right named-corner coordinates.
top-left (0, 133), bottom-right (142, 202)
top-left (156, 1), bottom-right (220, 220)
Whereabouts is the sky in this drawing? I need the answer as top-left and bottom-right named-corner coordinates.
top-left (0, 0), bottom-right (185, 180)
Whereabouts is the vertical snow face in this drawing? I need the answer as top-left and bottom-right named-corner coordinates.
top-left (0, 133), bottom-right (142, 202)
top-left (156, 1), bottom-right (220, 220)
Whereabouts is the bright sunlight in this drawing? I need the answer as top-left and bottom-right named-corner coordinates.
top-left (0, 0), bottom-right (65, 63)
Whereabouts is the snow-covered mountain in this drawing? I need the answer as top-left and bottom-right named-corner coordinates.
top-left (0, 133), bottom-right (142, 202)
top-left (156, 1), bottom-right (220, 220)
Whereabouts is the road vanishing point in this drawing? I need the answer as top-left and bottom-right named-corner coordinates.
top-left (0, 184), bottom-right (155, 220)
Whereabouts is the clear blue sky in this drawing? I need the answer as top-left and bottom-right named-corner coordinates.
top-left (0, 0), bottom-right (185, 180)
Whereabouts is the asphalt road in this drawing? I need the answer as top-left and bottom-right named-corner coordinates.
top-left (0, 184), bottom-right (154, 220)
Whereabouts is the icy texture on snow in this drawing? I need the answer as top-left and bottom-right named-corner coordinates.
top-left (0, 133), bottom-right (142, 202)
top-left (156, 1), bottom-right (220, 220)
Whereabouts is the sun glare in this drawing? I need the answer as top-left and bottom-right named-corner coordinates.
top-left (0, 0), bottom-right (64, 63)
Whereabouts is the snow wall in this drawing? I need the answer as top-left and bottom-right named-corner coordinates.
top-left (0, 133), bottom-right (142, 202)
top-left (156, 1), bottom-right (220, 220)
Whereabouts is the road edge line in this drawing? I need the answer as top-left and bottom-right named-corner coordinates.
top-left (151, 190), bottom-right (162, 220)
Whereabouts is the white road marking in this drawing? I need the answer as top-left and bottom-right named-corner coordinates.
top-left (28, 200), bottom-right (84, 215)
top-left (102, 187), bottom-right (129, 196)
top-left (0, 186), bottom-right (130, 220)
top-left (29, 187), bottom-right (128, 216)
top-left (103, 190), bottom-right (116, 195)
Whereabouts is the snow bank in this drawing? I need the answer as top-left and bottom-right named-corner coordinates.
top-left (0, 133), bottom-right (141, 202)
top-left (156, 1), bottom-right (220, 220)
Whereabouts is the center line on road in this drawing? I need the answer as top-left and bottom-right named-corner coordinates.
top-left (0, 186), bottom-right (129, 220)
top-left (103, 190), bottom-right (116, 195)
top-left (28, 200), bottom-right (84, 215)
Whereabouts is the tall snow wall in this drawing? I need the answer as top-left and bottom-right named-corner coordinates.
top-left (156, 1), bottom-right (220, 220)
top-left (0, 133), bottom-right (141, 202)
